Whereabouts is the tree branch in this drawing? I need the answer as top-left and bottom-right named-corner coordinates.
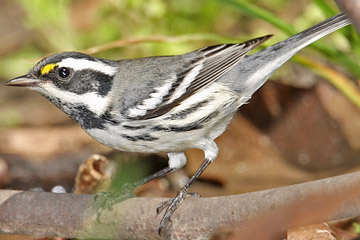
top-left (0, 171), bottom-right (360, 239)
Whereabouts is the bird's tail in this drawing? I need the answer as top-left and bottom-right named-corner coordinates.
top-left (220, 12), bottom-right (352, 97)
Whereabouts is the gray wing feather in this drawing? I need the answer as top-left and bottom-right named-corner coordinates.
top-left (113, 35), bottom-right (272, 120)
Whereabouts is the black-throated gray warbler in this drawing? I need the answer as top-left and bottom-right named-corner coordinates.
top-left (7, 13), bottom-right (352, 233)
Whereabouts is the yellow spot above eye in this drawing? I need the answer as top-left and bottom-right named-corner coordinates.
top-left (41, 63), bottom-right (59, 75)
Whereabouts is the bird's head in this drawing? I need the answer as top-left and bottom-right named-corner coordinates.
top-left (7, 52), bottom-right (118, 116)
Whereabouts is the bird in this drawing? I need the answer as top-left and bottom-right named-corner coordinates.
top-left (7, 12), bottom-right (352, 234)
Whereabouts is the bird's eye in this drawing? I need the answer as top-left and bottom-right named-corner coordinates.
top-left (58, 67), bottom-right (70, 79)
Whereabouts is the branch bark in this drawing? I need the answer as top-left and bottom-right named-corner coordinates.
top-left (0, 171), bottom-right (360, 239)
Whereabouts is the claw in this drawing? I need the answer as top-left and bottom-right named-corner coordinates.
top-left (157, 189), bottom-right (201, 235)
top-left (156, 198), bottom-right (173, 215)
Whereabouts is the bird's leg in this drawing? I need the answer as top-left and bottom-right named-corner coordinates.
top-left (95, 152), bottom-right (187, 222)
top-left (156, 159), bottom-right (210, 222)
top-left (95, 166), bottom-right (172, 201)
top-left (95, 166), bottom-right (173, 213)
top-left (157, 139), bottom-right (218, 235)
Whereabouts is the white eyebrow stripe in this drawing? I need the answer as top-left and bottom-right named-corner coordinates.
top-left (59, 58), bottom-right (117, 76)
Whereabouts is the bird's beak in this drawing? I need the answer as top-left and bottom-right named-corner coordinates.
top-left (6, 74), bottom-right (40, 87)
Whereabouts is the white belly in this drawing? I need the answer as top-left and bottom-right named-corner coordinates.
top-left (86, 83), bottom-right (245, 153)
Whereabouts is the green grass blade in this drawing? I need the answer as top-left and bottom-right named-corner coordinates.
top-left (313, 0), bottom-right (336, 18)
top-left (216, 0), bottom-right (360, 77)
top-left (215, 0), bottom-right (297, 36)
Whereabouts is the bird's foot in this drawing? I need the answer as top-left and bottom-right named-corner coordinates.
top-left (156, 188), bottom-right (200, 235)
top-left (94, 182), bottom-right (137, 222)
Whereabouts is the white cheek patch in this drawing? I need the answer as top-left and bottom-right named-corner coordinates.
top-left (39, 83), bottom-right (110, 115)
top-left (59, 58), bottom-right (117, 76)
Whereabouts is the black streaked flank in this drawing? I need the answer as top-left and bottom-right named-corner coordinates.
top-left (152, 111), bottom-right (219, 132)
top-left (165, 99), bottom-right (210, 120)
top-left (152, 123), bottom-right (201, 132)
top-left (198, 111), bottom-right (219, 124)
top-left (100, 110), bottom-right (120, 125)
top-left (122, 124), bottom-right (147, 130)
top-left (121, 134), bottom-right (159, 142)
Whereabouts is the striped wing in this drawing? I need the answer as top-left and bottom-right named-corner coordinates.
top-left (127, 35), bottom-right (272, 120)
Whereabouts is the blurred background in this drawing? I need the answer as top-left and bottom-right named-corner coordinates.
top-left (0, 0), bottom-right (359, 214)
